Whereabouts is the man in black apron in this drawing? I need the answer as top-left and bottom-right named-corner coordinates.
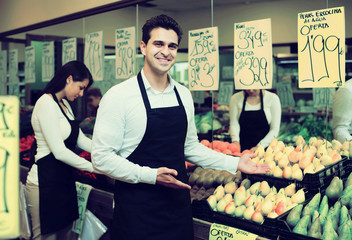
top-left (92, 15), bottom-right (271, 240)
top-left (239, 90), bottom-right (270, 151)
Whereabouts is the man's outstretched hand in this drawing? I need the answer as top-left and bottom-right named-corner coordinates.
top-left (156, 167), bottom-right (191, 189)
top-left (237, 154), bottom-right (271, 174)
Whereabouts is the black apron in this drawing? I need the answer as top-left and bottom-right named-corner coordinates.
top-left (239, 90), bottom-right (270, 151)
top-left (37, 93), bottom-right (80, 235)
top-left (112, 72), bottom-right (193, 240)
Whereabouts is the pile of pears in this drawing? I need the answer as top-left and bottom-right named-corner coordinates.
top-left (285, 174), bottom-right (352, 239)
top-left (206, 178), bottom-right (306, 224)
top-left (251, 136), bottom-right (345, 181)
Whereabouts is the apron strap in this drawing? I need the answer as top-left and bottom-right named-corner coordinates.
top-left (242, 90), bottom-right (264, 111)
top-left (51, 93), bottom-right (72, 122)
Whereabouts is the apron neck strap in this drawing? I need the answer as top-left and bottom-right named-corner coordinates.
top-left (242, 90), bottom-right (264, 110)
top-left (51, 93), bottom-right (71, 122)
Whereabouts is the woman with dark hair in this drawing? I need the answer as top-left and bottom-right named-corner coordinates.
top-left (25, 61), bottom-right (97, 240)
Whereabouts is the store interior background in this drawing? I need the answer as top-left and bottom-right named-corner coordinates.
top-left (1, 0), bottom-right (352, 139)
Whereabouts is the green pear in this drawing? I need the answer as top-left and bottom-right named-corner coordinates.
top-left (240, 178), bottom-right (251, 189)
top-left (312, 210), bottom-right (319, 223)
top-left (338, 222), bottom-right (351, 240)
top-left (307, 193), bottom-right (321, 214)
top-left (319, 204), bottom-right (329, 225)
top-left (340, 205), bottom-right (349, 228)
top-left (326, 177), bottom-right (343, 202)
top-left (308, 217), bottom-right (322, 238)
top-left (293, 215), bottom-right (310, 235)
top-left (302, 205), bottom-right (312, 216)
top-left (287, 204), bottom-right (303, 228)
top-left (322, 218), bottom-right (338, 240)
top-left (234, 205), bottom-right (247, 218)
top-left (345, 172), bottom-right (352, 188)
top-left (325, 208), bottom-right (338, 231)
top-left (319, 195), bottom-right (328, 214)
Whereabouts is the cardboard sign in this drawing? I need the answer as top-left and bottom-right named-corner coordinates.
top-left (209, 223), bottom-right (257, 240)
top-left (276, 81), bottom-right (295, 108)
top-left (0, 51), bottom-right (7, 95)
top-left (313, 88), bottom-right (335, 107)
top-left (25, 46), bottom-right (36, 83)
top-left (193, 91), bottom-right (205, 104)
top-left (42, 41), bottom-right (55, 82)
top-left (72, 182), bottom-right (93, 235)
top-left (234, 18), bottom-right (272, 90)
top-left (115, 27), bottom-right (135, 80)
top-left (218, 81), bottom-right (234, 105)
top-left (62, 38), bottom-right (77, 65)
top-left (9, 50), bottom-right (19, 96)
top-left (188, 27), bottom-right (219, 91)
top-left (0, 96), bottom-right (20, 239)
top-left (85, 31), bottom-right (104, 81)
top-left (298, 7), bottom-right (345, 88)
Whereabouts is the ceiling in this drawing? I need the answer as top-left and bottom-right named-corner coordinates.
top-left (142, 0), bottom-right (283, 12)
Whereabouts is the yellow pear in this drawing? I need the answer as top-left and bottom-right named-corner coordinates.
top-left (267, 211), bottom-right (278, 219)
top-left (303, 163), bottom-right (315, 175)
top-left (315, 164), bottom-right (325, 172)
top-left (207, 195), bottom-right (217, 209)
top-left (223, 193), bottom-right (233, 204)
top-left (308, 137), bottom-right (318, 146)
top-left (278, 155), bottom-right (289, 169)
top-left (254, 145), bottom-right (265, 158)
top-left (261, 198), bottom-right (274, 216)
top-left (316, 145), bottom-right (328, 158)
top-left (291, 189), bottom-right (305, 204)
top-left (274, 151), bottom-right (284, 162)
top-left (292, 164), bottom-right (300, 172)
top-left (245, 195), bottom-right (256, 207)
top-left (313, 138), bottom-right (323, 147)
top-left (266, 146), bottom-right (274, 155)
top-left (264, 192), bottom-right (276, 201)
top-left (277, 141), bottom-right (286, 152)
top-left (264, 151), bottom-right (274, 163)
top-left (285, 183), bottom-right (296, 197)
top-left (224, 202), bottom-right (236, 215)
top-left (214, 185), bottom-right (225, 201)
top-left (284, 146), bottom-right (295, 156)
top-left (299, 155), bottom-right (312, 169)
top-left (266, 161), bottom-right (277, 176)
top-left (249, 182), bottom-right (261, 195)
top-left (312, 157), bottom-right (321, 168)
top-left (273, 166), bottom-right (283, 178)
top-left (243, 206), bottom-right (255, 221)
top-left (292, 167), bottom-right (303, 181)
top-left (282, 166), bottom-right (292, 179)
top-left (320, 155), bottom-right (333, 166)
top-left (269, 139), bottom-right (278, 151)
top-left (331, 139), bottom-right (342, 151)
top-left (342, 141), bottom-right (350, 151)
top-left (216, 198), bottom-right (228, 212)
top-left (259, 181), bottom-right (271, 197)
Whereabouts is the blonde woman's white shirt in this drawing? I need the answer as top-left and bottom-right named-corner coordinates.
top-left (91, 69), bottom-right (239, 185)
top-left (229, 90), bottom-right (281, 148)
top-left (27, 94), bottom-right (94, 186)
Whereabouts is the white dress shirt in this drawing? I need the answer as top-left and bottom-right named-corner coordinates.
top-left (92, 69), bottom-right (239, 185)
top-left (333, 79), bottom-right (352, 143)
top-left (229, 90), bottom-right (281, 148)
top-left (27, 94), bottom-right (94, 186)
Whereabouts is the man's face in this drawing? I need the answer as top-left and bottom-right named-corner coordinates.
top-left (87, 96), bottom-right (101, 108)
top-left (140, 27), bottom-right (178, 76)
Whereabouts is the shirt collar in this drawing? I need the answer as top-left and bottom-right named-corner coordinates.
top-left (141, 69), bottom-right (175, 94)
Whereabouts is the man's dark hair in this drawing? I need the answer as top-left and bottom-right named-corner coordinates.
top-left (86, 88), bottom-right (102, 98)
top-left (142, 14), bottom-right (183, 45)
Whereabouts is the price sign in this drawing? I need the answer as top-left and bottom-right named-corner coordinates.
top-left (222, 66), bottom-right (234, 80)
top-left (25, 46), bottom-right (36, 83)
top-left (313, 88), bottom-right (335, 107)
top-left (234, 18), bottom-right (272, 90)
top-left (62, 38), bottom-right (77, 65)
top-left (42, 41), bottom-right (55, 82)
top-left (276, 81), bottom-right (295, 108)
top-left (85, 31), bottom-right (104, 81)
top-left (193, 91), bottom-right (205, 104)
top-left (298, 7), bottom-right (345, 88)
top-left (72, 182), bottom-right (92, 235)
top-left (209, 223), bottom-right (257, 240)
top-left (218, 81), bottom-right (234, 105)
top-left (115, 27), bottom-right (135, 80)
top-left (9, 50), bottom-right (19, 96)
top-left (0, 51), bottom-right (7, 95)
top-left (0, 96), bottom-right (20, 239)
top-left (188, 27), bottom-right (219, 91)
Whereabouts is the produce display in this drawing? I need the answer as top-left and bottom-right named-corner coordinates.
top-left (251, 136), bottom-right (346, 180)
top-left (195, 111), bottom-right (223, 134)
top-left (200, 139), bottom-right (254, 156)
top-left (283, 174), bottom-right (352, 239)
top-left (206, 179), bottom-right (306, 224)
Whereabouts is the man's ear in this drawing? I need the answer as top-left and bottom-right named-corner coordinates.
top-left (140, 41), bottom-right (147, 56)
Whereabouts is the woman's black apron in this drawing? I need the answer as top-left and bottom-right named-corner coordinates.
top-left (37, 93), bottom-right (80, 235)
top-left (112, 72), bottom-right (193, 240)
top-left (239, 90), bottom-right (270, 151)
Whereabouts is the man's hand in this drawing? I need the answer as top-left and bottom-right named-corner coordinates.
top-left (237, 154), bottom-right (271, 174)
top-left (156, 167), bottom-right (191, 189)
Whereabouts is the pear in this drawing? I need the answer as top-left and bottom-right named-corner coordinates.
top-left (259, 181), bottom-right (271, 197)
top-left (309, 137), bottom-right (318, 146)
top-left (223, 193), bottom-right (233, 204)
top-left (303, 163), bottom-right (315, 174)
top-left (312, 210), bottom-right (320, 223)
top-left (320, 155), bottom-right (333, 166)
top-left (251, 210), bottom-right (264, 224)
top-left (240, 178), bottom-right (251, 189)
top-left (234, 205), bottom-right (247, 217)
top-left (244, 195), bottom-right (256, 207)
top-left (207, 195), bottom-right (217, 210)
top-left (255, 145), bottom-right (265, 158)
top-left (288, 150), bottom-right (302, 164)
top-left (213, 185), bottom-right (225, 201)
top-left (291, 189), bottom-right (305, 204)
top-left (331, 139), bottom-right (342, 151)
top-left (275, 200), bottom-right (286, 216)
top-left (249, 182), bottom-right (260, 195)
top-left (299, 155), bottom-right (312, 169)
top-left (224, 202), bottom-right (236, 215)
top-left (342, 141), bottom-right (350, 151)
top-left (315, 164), bottom-right (325, 172)
top-left (282, 166), bottom-right (292, 179)
top-left (293, 215), bottom-right (310, 235)
top-left (264, 192), bottom-right (276, 202)
top-left (317, 145), bottom-right (328, 158)
top-left (322, 218), bottom-right (338, 240)
top-left (308, 217), bottom-right (322, 238)
top-left (319, 204), bottom-right (328, 225)
top-left (234, 186), bottom-right (246, 206)
top-left (340, 205), bottom-right (349, 228)
top-left (345, 172), bottom-right (352, 188)
top-left (284, 183), bottom-right (296, 197)
top-left (261, 198), bottom-right (274, 216)
top-left (337, 222), bottom-right (351, 240)
top-left (243, 206), bottom-right (255, 221)
top-left (273, 166), bottom-right (283, 178)
top-left (326, 176), bottom-right (343, 201)
top-left (216, 198), bottom-right (228, 212)
top-left (319, 195), bottom-right (328, 213)
top-left (307, 192), bottom-right (321, 215)
top-left (292, 167), bottom-right (303, 181)
top-left (274, 151), bottom-right (284, 162)
top-left (266, 161), bottom-right (276, 176)
top-left (267, 211), bottom-right (278, 219)
top-left (264, 151), bottom-right (274, 164)
top-left (224, 181), bottom-right (237, 194)
top-left (278, 155), bottom-right (289, 168)
top-left (286, 204), bottom-right (303, 227)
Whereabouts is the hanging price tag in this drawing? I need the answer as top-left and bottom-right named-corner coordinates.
top-left (276, 81), bottom-right (295, 108)
top-left (115, 27), bottom-right (135, 80)
top-left (313, 88), bottom-right (335, 107)
top-left (85, 31), bottom-right (104, 81)
top-left (0, 96), bottom-right (20, 239)
top-left (209, 223), bottom-right (257, 240)
top-left (218, 82), bottom-right (234, 105)
top-left (72, 182), bottom-right (93, 235)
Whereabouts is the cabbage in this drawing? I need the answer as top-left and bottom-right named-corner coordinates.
top-left (199, 123), bottom-right (212, 133)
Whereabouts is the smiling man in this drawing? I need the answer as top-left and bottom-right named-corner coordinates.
top-left (92, 14), bottom-right (270, 240)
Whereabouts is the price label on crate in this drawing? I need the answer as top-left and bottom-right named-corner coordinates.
top-left (0, 96), bottom-right (20, 239)
top-left (209, 223), bottom-right (257, 240)
top-left (72, 182), bottom-right (93, 234)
